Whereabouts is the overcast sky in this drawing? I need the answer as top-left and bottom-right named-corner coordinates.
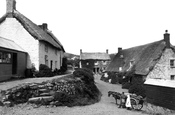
top-left (0, 0), bottom-right (175, 55)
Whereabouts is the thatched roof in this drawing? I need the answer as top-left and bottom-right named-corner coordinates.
top-left (106, 39), bottom-right (171, 75)
top-left (0, 36), bottom-right (26, 53)
top-left (80, 52), bottom-right (110, 60)
top-left (0, 11), bottom-right (65, 52)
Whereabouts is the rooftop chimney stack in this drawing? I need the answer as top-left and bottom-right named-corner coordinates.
top-left (42, 23), bottom-right (48, 31)
top-left (118, 47), bottom-right (122, 53)
top-left (164, 30), bottom-right (170, 48)
top-left (80, 49), bottom-right (82, 54)
top-left (106, 49), bottom-right (108, 54)
top-left (6, 0), bottom-right (16, 15)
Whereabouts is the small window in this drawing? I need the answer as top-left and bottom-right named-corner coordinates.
top-left (170, 59), bottom-right (175, 68)
top-left (45, 44), bottom-right (48, 53)
top-left (0, 51), bottom-right (12, 63)
top-left (171, 75), bottom-right (175, 80)
top-left (120, 55), bottom-right (124, 58)
top-left (45, 55), bottom-right (48, 66)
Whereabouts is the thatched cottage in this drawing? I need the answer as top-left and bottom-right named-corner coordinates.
top-left (106, 30), bottom-right (175, 83)
top-left (106, 30), bottom-right (175, 110)
top-left (80, 49), bottom-right (110, 74)
top-left (0, 0), bottom-right (65, 72)
top-left (0, 36), bottom-right (27, 81)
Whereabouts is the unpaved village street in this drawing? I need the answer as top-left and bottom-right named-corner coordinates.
top-left (0, 75), bottom-right (148, 115)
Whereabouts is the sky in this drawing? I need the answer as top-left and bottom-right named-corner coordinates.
top-left (0, 0), bottom-right (175, 55)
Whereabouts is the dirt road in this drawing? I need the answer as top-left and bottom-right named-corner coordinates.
top-left (0, 75), bottom-right (148, 115)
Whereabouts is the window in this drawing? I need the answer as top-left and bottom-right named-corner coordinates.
top-left (171, 75), bottom-right (175, 80)
top-left (170, 59), bottom-right (175, 67)
top-left (45, 55), bottom-right (48, 66)
top-left (45, 44), bottom-right (48, 53)
top-left (0, 51), bottom-right (12, 63)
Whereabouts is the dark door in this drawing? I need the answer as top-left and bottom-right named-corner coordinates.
top-left (12, 53), bottom-right (17, 74)
top-left (50, 60), bottom-right (53, 70)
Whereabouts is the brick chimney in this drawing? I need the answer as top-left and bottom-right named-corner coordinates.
top-left (80, 49), bottom-right (82, 54)
top-left (164, 30), bottom-right (170, 48)
top-left (106, 49), bottom-right (108, 54)
top-left (39, 23), bottom-right (48, 31)
top-left (118, 47), bottom-right (122, 53)
top-left (6, 0), bottom-right (16, 17)
top-left (42, 23), bottom-right (48, 31)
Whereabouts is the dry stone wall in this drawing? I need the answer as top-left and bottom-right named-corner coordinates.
top-left (0, 78), bottom-right (85, 107)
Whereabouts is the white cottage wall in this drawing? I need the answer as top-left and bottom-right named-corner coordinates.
top-left (0, 18), bottom-right (39, 69)
top-left (39, 41), bottom-right (62, 70)
top-left (147, 48), bottom-right (175, 80)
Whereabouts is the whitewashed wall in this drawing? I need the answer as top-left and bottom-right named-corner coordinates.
top-left (39, 41), bottom-right (62, 70)
top-left (147, 48), bottom-right (175, 80)
top-left (0, 18), bottom-right (39, 69)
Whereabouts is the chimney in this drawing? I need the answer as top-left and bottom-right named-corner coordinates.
top-left (42, 23), bottom-right (48, 31)
top-left (164, 30), bottom-right (170, 48)
top-left (106, 49), bottom-right (108, 54)
top-left (118, 47), bottom-right (122, 53)
top-left (39, 23), bottom-right (48, 31)
top-left (80, 49), bottom-right (82, 54)
top-left (6, 0), bottom-right (16, 14)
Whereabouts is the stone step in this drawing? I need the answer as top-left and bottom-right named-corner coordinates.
top-left (28, 96), bottom-right (54, 103)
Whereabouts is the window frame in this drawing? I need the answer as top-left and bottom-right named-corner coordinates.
top-left (45, 44), bottom-right (48, 53)
top-left (0, 51), bottom-right (12, 64)
top-left (170, 59), bottom-right (175, 68)
top-left (170, 75), bottom-right (175, 80)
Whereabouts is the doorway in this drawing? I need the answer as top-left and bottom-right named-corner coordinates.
top-left (50, 60), bottom-right (53, 70)
top-left (12, 53), bottom-right (17, 74)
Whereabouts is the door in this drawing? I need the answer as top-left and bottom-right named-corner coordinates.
top-left (12, 53), bottom-right (17, 74)
top-left (50, 60), bottom-right (53, 70)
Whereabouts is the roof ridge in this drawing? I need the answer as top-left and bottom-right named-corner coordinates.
top-left (122, 39), bottom-right (163, 51)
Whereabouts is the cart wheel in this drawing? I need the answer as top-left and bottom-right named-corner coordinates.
top-left (130, 98), bottom-right (143, 110)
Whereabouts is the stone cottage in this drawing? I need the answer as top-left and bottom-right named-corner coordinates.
top-left (0, 36), bottom-right (27, 81)
top-left (80, 49), bottom-right (110, 74)
top-left (106, 30), bottom-right (175, 84)
top-left (0, 0), bottom-right (65, 72)
top-left (106, 30), bottom-right (175, 110)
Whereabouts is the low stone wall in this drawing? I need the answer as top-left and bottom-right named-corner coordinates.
top-left (0, 77), bottom-right (85, 107)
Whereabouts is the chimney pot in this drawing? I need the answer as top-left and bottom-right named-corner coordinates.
top-left (164, 30), bottom-right (170, 48)
top-left (42, 23), bottom-right (48, 31)
top-left (118, 47), bottom-right (122, 53)
top-left (106, 49), bottom-right (108, 54)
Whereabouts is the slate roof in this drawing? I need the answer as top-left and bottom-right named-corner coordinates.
top-left (0, 10), bottom-right (65, 52)
top-left (80, 52), bottom-right (110, 60)
top-left (106, 39), bottom-right (170, 75)
top-left (0, 36), bottom-right (26, 53)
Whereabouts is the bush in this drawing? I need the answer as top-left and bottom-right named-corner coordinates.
top-left (73, 68), bottom-right (94, 84)
top-left (122, 82), bottom-right (131, 89)
top-left (35, 64), bottom-right (53, 77)
top-left (128, 83), bottom-right (146, 98)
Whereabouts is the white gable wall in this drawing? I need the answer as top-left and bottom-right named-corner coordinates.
top-left (0, 18), bottom-right (39, 69)
top-left (147, 48), bottom-right (175, 80)
top-left (39, 41), bottom-right (62, 70)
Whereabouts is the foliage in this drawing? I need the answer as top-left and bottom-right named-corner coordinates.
top-left (128, 83), bottom-right (146, 98)
top-left (122, 82), bottom-right (131, 89)
top-left (67, 58), bottom-right (80, 68)
top-left (35, 64), bottom-right (53, 77)
top-left (60, 57), bottom-right (68, 73)
top-left (73, 68), bottom-right (94, 84)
